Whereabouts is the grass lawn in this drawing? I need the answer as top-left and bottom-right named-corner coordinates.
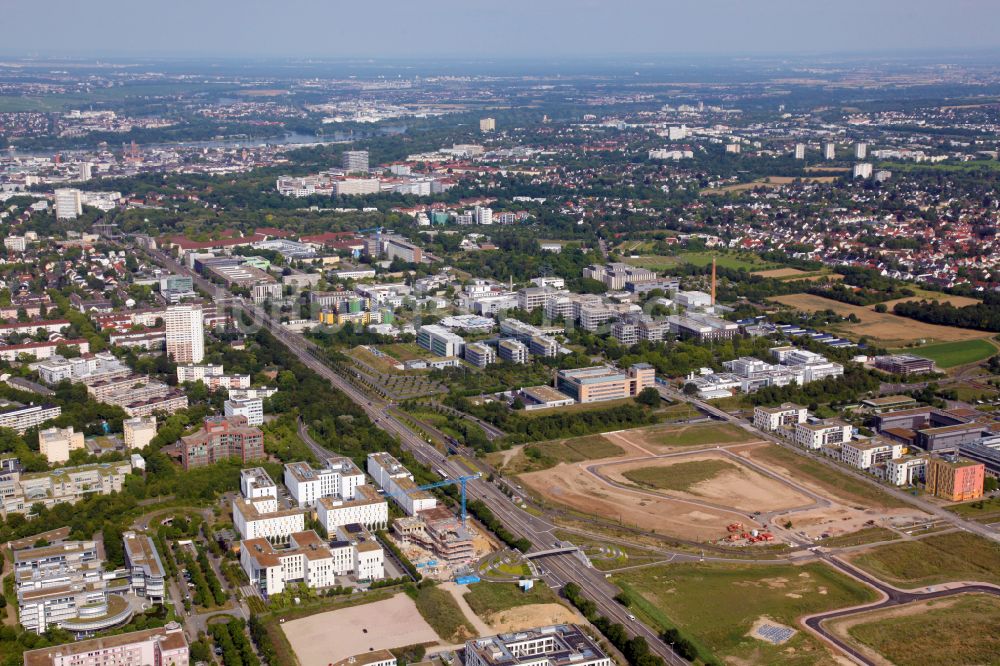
top-left (814, 527), bottom-right (900, 549)
top-left (948, 495), bottom-right (1000, 523)
top-left (614, 562), bottom-right (877, 665)
top-left (623, 459), bottom-right (737, 492)
top-left (844, 593), bottom-right (1000, 665)
top-left (463, 581), bottom-right (558, 619)
top-left (657, 401), bottom-right (701, 421)
top-left (896, 339), bottom-right (997, 369)
top-left (748, 445), bottom-right (911, 509)
top-left (379, 342), bottom-right (430, 362)
top-left (407, 585), bottom-right (476, 642)
top-left (647, 422), bottom-right (758, 447)
top-left (847, 531), bottom-right (1000, 588)
top-left (519, 397), bottom-right (635, 418)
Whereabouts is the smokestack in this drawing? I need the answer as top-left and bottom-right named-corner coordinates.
top-left (711, 257), bottom-right (717, 306)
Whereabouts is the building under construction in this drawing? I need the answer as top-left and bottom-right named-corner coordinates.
top-left (392, 506), bottom-right (475, 564)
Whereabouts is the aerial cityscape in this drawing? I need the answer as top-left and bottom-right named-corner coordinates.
top-left (1, 2), bottom-right (1000, 666)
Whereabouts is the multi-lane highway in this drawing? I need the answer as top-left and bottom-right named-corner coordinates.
top-left (146, 246), bottom-right (688, 665)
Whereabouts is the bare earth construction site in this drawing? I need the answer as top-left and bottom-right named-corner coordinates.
top-left (516, 423), bottom-right (932, 545)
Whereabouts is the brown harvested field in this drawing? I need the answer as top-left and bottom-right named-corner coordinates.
top-left (770, 293), bottom-right (992, 346)
top-left (282, 594), bottom-right (441, 666)
top-left (805, 166), bottom-right (851, 172)
top-left (752, 267), bottom-right (814, 278)
top-left (520, 459), bottom-right (758, 540)
top-left (880, 293), bottom-right (981, 309)
top-left (599, 451), bottom-right (813, 513)
top-left (765, 175), bottom-right (838, 184)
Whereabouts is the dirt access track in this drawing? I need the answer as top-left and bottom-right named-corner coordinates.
top-left (519, 427), bottom-right (826, 541)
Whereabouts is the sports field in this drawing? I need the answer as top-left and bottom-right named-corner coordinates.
top-left (770, 293), bottom-right (993, 346)
top-left (282, 594), bottom-right (440, 666)
top-left (614, 562), bottom-right (877, 664)
top-left (895, 338), bottom-right (997, 369)
top-left (826, 593), bottom-right (1000, 666)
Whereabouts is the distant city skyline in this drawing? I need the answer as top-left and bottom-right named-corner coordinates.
top-left (3, 0), bottom-right (1000, 59)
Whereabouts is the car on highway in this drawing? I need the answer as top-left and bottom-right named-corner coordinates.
top-left (627, 614), bottom-right (636, 622)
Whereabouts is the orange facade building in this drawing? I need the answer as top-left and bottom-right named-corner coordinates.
top-left (925, 457), bottom-right (985, 502)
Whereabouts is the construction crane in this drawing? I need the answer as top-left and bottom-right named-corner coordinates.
top-left (413, 473), bottom-right (481, 526)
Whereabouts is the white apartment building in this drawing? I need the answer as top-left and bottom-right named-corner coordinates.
top-left (233, 468), bottom-right (305, 541)
top-left (0, 404), bottom-right (61, 434)
top-left (224, 397), bottom-right (264, 426)
top-left (823, 142), bottom-right (836, 160)
top-left (334, 179), bottom-right (380, 196)
top-left (794, 143), bottom-right (806, 159)
top-left (753, 404), bottom-right (808, 432)
top-left (38, 426), bottom-right (84, 464)
top-left (164, 304), bottom-right (204, 364)
top-left (794, 421), bottom-right (853, 450)
top-left (884, 455), bottom-right (928, 486)
top-left (317, 485), bottom-right (389, 532)
top-left (22, 623), bottom-right (189, 666)
top-left (4, 235), bottom-right (26, 252)
top-left (611, 322), bottom-right (638, 346)
top-left (474, 206), bottom-right (493, 225)
top-left (284, 458), bottom-right (365, 507)
top-left (841, 439), bottom-right (904, 471)
top-left (54, 188), bottom-right (83, 220)
top-left (241, 530), bottom-right (339, 596)
top-left (123, 416), bottom-right (157, 450)
top-left (853, 163), bottom-right (873, 179)
top-left (367, 452), bottom-right (436, 516)
top-left (855, 142), bottom-right (868, 159)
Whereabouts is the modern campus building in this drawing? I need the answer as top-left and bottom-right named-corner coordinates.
top-left (753, 403), bottom-right (808, 432)
top-left (464, 342), bottom-right (496, 368)
top-left (417, 324), bottom-right (465, 357)
top-left (498, 338), bottom-right (530, 364)
top-left (556, 363), bottom-right (655, 404)
top-left (179, 416), bottom-right (264, 470)
top-left (123, 532), bottom-right (166, 603)
top-left (465, 625), bottom-right (612, 666)
top-left (925, 456), bottom-right (985, 501)
top-left (23, 623), bottom-right (189, 666)
top-left (342, 150), bottom-right (370, 172)
top-left (873, 354), bottom-right (935, 376)
top-left (164, 303), bottom-right (205, 364)
top-left (875, 407), bottom-right (987, 451)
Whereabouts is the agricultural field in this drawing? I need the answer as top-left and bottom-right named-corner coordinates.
top-left (629, 251), bottom-right (776, 272)
top-left (751, 267), bottom-right (833, 281)
top-left (770, 292), bottom-right (993, 347)
top-left (894, 338), bottom-right (998, 369)
top-left (614, 562), bottom-right (877, 665)
top-left (827, 593), bottom-right (1000, 666)
top-left (846, 531), bottom-right (1000, 588)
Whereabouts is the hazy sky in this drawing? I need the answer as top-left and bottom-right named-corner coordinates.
top-left (4, 0), bottom-right (999, 59)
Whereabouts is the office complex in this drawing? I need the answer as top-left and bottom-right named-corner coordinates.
top-left (164, 304), bottom-right (204, 363)
top-left (367, 452), bottom-right (436, 516)
top-left (873, 354), bottom-right (935, 376)
top-left (284, 457), bottom-right (366, 506)
top-left (232, 468), bottom-right (306, 541)
top-left (224, 397), bottom-right (264, 426)
top-left (556, 364), bottom-right (655, 404)
top-left (417, 324), bottom-right (465, 357)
